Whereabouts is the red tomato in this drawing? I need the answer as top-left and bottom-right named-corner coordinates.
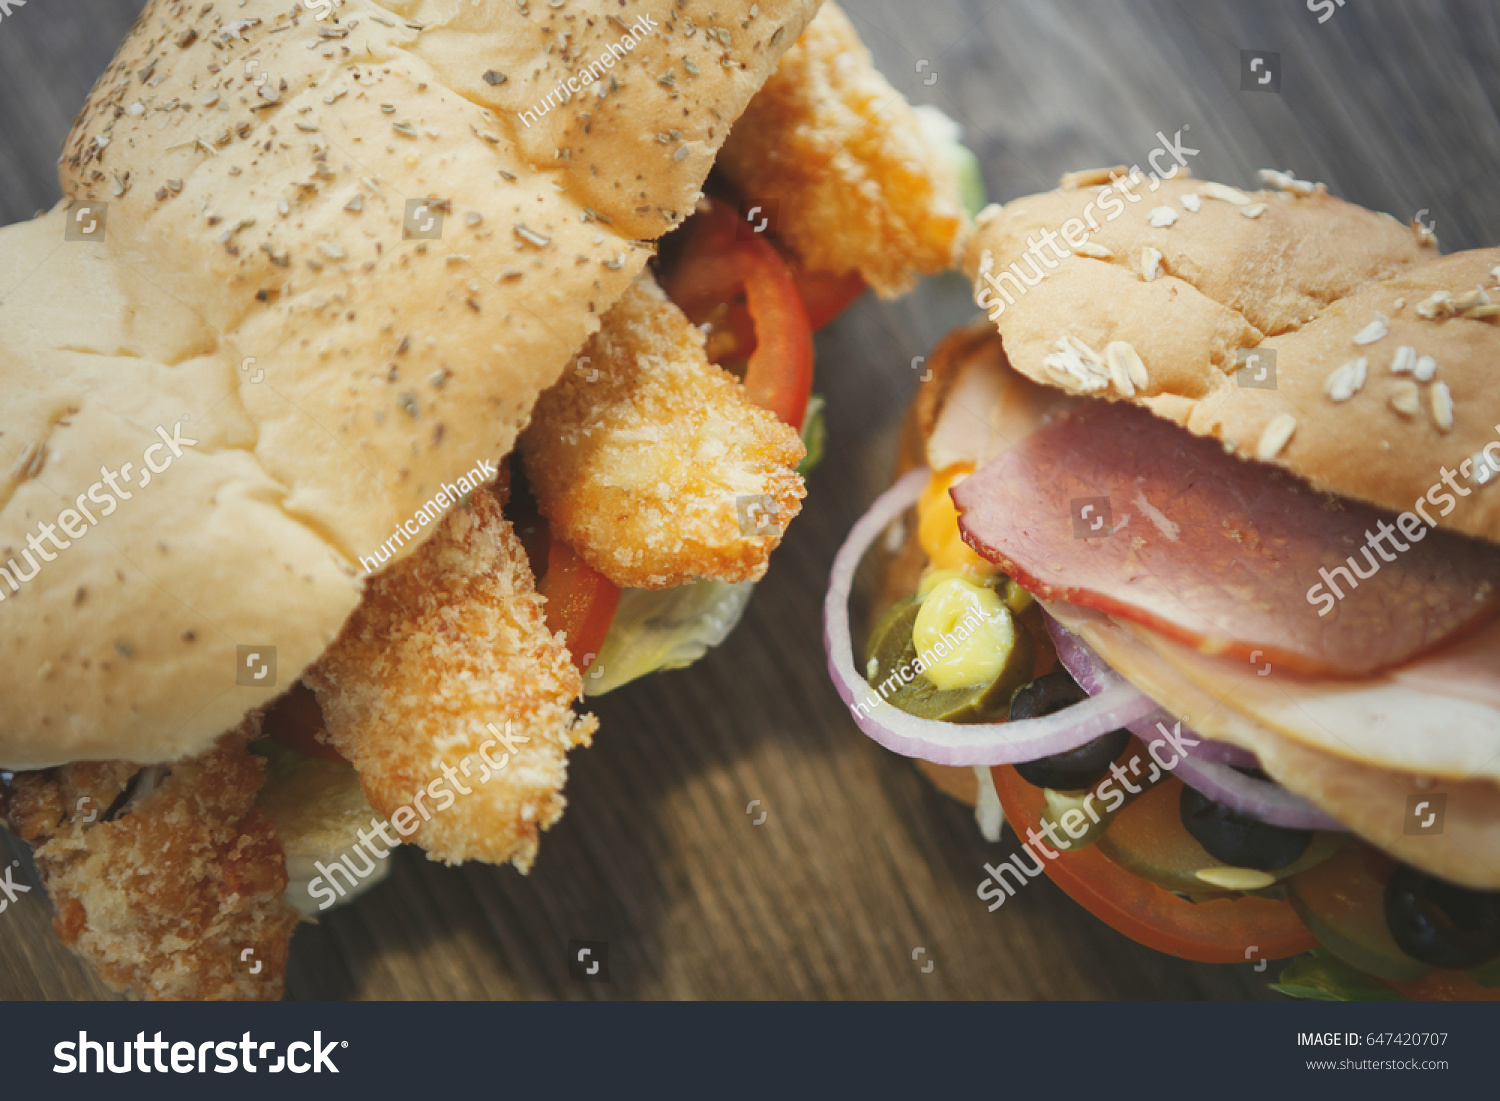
top-left (990, 763), bottom-right (1318, 963)
top-left (1383, 971), bottom-right (1500, 1001)
top-left (262, 683), bottom-right (347, 764)
top-left (786, 257), bottom-right (866, 331)
top-left (537, 536), bottom-right (622, 673)
top-left (660, 199), bottom-right (815, 429)
top-left (509, 467), bottom-right (621, 671)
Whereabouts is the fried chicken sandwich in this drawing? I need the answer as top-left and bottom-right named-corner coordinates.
top-left (0, 0), bottom-right (971, 999)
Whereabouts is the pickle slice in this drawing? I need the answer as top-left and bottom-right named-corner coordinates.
top-left (1096, 775), bottom-right (1347, 900)
top-left (1287, 843), bottom-right (1436, 982)
top-left (864, 594), bottom-right (1035, 723)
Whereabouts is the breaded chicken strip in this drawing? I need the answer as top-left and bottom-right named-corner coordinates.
top-left (5, 724), bottom-right (297, 1001)
top-left (718, 1), bottom-right (970, 297)
top-left (306, 485), bottom-right (596, 872)
top-left (520, 273), bottom-right (806, 590)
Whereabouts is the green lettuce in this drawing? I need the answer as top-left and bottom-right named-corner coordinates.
top-left (247, 737), bottom-right (308, 783)
top-left (914, 105), bottom-right (988, 218)
top-left (1269, 950), bottom-right (1407, 1001)
top-left (584, 579), bottom-right (757, 696)
top-left (799, 394), bottom-right (827, 478)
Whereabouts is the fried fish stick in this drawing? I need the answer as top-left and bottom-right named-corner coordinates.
top-left (306, 486), bottom-right (596, 872)
top-left (520, 273), bottom-right (806, 590)
top-left (718, 1), bottom-right (969, 298)
top-left (5, 725), bottom-right (298, 1001)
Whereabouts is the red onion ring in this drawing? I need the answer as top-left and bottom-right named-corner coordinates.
top-left (1126, 711), bottom-right (1347, 831)
top-left (1044, 610), bottom-right (1345, 830)
top-left (823, 468), bottom-right (1159, 766)
top-left (1186, 738), bottom-right (1260, 771)
top-left (1045, 613), bottom-right (1258, 770)
top-left (1044, 613), bottom-right (1125, 696)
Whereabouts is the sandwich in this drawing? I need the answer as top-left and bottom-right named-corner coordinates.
top-left (825, 168), bottom-right (1500, 1000)
top-left (0, 0), bottom-right (971, 1000)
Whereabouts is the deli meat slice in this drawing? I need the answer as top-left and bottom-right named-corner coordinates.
top-left (952, 401), bottom-right (1500, 677)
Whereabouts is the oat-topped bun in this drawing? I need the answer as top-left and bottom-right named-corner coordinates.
top-left (0, 0), bottom-right (817, 768)
top-left (964, 172), bottom-right (1500, 545)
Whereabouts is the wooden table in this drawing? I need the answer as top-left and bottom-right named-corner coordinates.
top-left (3, 0), bottom-right (1497, 1001)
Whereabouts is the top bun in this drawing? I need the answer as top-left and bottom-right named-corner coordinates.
top-left (964, 172), bottom-right (1500, 546)
top-left (0, 0), bottom-right (818, 768)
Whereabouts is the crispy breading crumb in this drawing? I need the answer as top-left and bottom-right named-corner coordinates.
top-left (718, 2), bottom-right (970, 297)
top-left (6, 725), bottom-right (297, 1001)
top-left (307, 485), bottom-right (596, 871)
top-left (520, 272), bottom-right (806, 590)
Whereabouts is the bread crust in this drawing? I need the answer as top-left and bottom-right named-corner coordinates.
top-left (6, 722), bottom-right (299, 1000)
top-left (965, 178), bottom-right (1500, 545)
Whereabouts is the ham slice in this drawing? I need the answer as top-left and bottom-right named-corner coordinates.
top-left (953, 401), bottom-right (1500, 677)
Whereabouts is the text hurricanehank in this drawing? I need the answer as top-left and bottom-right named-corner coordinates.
top-left (518, 13), bottom-right (659, 129)
top-left (359, 457), bottom-right (499, 575)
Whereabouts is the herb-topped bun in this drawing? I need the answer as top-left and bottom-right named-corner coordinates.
top-left (0, 0), bottom-right (819, 768)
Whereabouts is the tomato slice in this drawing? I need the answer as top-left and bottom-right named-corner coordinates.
top-left (660, 198), bottom-right (815, 429)
top-left (262, 683), bottom-right (347, 764)
top-left (509, 465), bottom-right (621, 672)
top-left (1383, 971), bottom-right (1500, 1001)
top-left (537, 535), bottom-right (622, 673)
top-left (787, 257), bottom-right (866, 331)
top-left (990, 763), bottom-right (1318, 963)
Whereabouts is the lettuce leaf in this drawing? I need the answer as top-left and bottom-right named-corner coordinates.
top-left (247, 737), bottom-right (308, 783)
top-left (799, 394), bottom-right (827, 478)
top-left (1466, 957), bottom-right (1500, 987)
top-left (914, 105), bottom-right (987, 218)
top-left (584, 579), bottom-right (757, 696)
top-left (1269, 950), bottom-right (1407, 1001)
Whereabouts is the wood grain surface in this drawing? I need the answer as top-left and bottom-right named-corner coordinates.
top-left (3, 0), bottom-right (1498, 1001)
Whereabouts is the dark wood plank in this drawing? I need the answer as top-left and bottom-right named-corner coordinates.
top-left (3, 0), bottom-right (1498, 1001)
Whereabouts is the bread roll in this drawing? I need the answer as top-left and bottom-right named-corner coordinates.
top-left (0, 0), bottom-right (818, 767)
top-left (965, 175), bottom-right (1500, 544)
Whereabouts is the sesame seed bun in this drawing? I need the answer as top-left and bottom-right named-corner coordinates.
top-left (964, 174), bottom-right (1500, 546)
